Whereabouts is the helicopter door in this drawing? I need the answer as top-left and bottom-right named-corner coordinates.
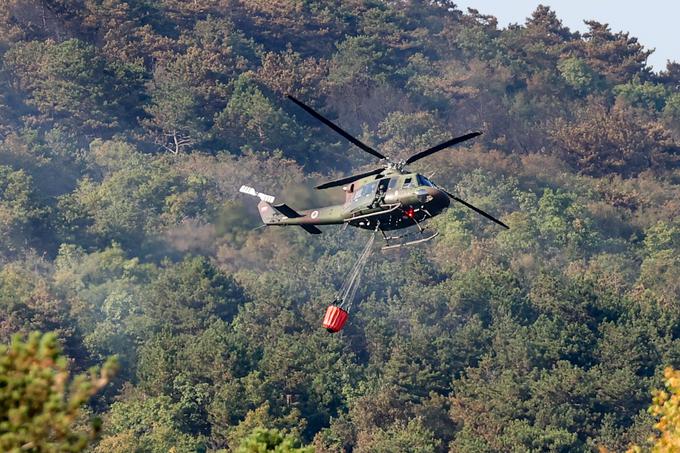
top-left (351, 181), bottom-right (378, 210)
top-left (371, 178), bottom-right (390, 207)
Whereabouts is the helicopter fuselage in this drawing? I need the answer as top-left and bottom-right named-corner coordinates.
top-left (344, 173), bottom-right (450, 231)
top-left (257, 172), bottom-right (450, 233)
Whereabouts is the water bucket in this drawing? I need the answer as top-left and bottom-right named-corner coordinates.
top-left (322, 305), bottom-right (349, 333)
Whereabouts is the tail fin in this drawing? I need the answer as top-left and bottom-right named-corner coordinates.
top-left (257, 200), bottom-right (283, 225)
top-left (241, 185), bottom-right (322, 234)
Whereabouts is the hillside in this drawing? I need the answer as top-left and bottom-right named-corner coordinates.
top-left (1, 1), bottom-right (680, 451)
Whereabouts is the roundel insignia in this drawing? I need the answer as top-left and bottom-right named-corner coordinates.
top-left (260, 205), bottom-right (269, 212)
top-left (311, 210), bottom-right (319, 219)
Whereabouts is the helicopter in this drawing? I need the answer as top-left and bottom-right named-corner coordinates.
top-left (240, 95), bottom-right (508, 249)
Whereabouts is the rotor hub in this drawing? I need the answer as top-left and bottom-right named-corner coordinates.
top-left (384, 159), bottom-right (407, 174)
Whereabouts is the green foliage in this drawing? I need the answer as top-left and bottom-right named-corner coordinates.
top-left (0, 165), bottom-right (46, 255)
top-left (558, 57), bottom-right (604, 94)
top-left (638, 249), bottom-right (680, 308)
top-left (615, 79), bottom-right (668, 111)
top-left (144, 256), bottom-right (244, 334)
top-left (234, 428), bottom-right (313, 453)
top-left (354, 418), bottom-right (441, 452)
top-left (328, 35), bottom-right (384, 88)
top-left (643, 221), bottom-right (680, 255)
top-left (57, 155), bottom-right (215, 249)
top-left (0, 332), bottom-right (117, 452)
top-left (96, 393), bottom-right (206, 453)
top-left (4, 39), bottom-right (141, 135)
top-left (535, 188), bottom-right (598, 254)
top-left (213, 74), bottom-right (304, 155)
top-left (377, 111), bottom-right (446, 158)
top-left (0, 263), bottom-right (79, 357)
top-left (144, 54), bottom-right (209, 154)
top-left (662, 92), bottom-right (680, 133)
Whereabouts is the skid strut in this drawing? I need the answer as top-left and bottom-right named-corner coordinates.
top-left (382, 231), bottom-right (439, 250)
top-left (378, 209), bottom-right (439, 250)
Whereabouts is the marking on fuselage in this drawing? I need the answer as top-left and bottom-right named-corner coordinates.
top-left (311, 210), bottom-right (319, 219)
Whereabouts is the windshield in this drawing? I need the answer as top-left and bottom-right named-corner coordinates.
top-left (417, 174), bottom-right (433, 187)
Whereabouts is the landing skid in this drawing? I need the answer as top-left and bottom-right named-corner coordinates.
top-left (380, 230), bottom-right (439, 250)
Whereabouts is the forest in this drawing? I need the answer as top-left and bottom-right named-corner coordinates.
top-left (1, 0), bottom-right (680, 451)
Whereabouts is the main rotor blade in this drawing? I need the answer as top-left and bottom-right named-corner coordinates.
top-left (287, 95), bottom-right (386, 161)
top-left (316, 168), bottom-right (384, 190)
top-left (405, 132), bottom-right (482, 165)
top-left (441, 189), bottom-right (509, 229)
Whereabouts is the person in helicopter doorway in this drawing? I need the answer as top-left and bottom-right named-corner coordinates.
top-left (370, 178), bottom-right (390, 208)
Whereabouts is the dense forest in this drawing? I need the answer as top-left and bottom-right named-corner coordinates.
top-left (1, 0), bottom-right (680, 451)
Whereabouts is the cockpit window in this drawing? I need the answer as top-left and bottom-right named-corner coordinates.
top-left (417, 174), bottom-right (433, 187)
top-left (364, 181), bottom-right (378, 195)
top-left (402, 177), bottom-right (413, 188)
top-left (353, 181), bottom-right (378, 200)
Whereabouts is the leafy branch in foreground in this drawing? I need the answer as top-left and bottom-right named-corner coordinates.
top-left (626, 367), bottom-right (680, 453)
top-left (0, 332), bottom-right (118, 452)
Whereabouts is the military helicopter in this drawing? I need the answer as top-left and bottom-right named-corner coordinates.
top-left (240, 95), bottom-right (508, 249)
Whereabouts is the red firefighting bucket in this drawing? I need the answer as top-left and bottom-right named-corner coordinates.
top-left (322, 305), bottom-right (349, 333)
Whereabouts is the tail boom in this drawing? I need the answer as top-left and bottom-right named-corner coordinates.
top-left (257, 201), bottom-right (344, 234)
top-left (241, 184), bottom-right (344, 235)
